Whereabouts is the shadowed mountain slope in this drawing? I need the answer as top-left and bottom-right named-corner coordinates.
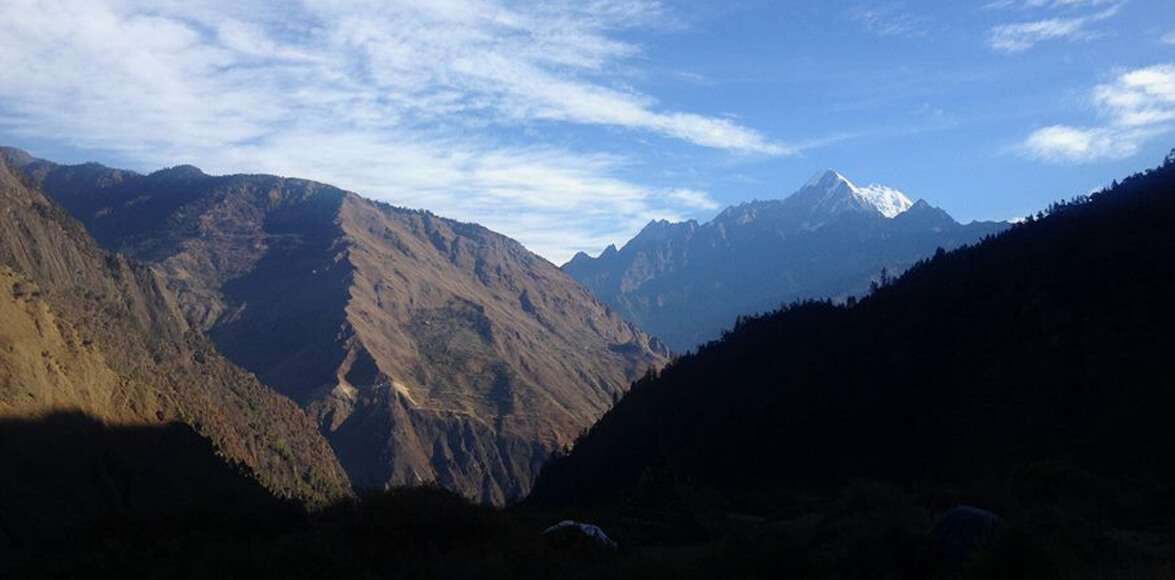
top-left (0, 153), bottom-right (351, 506)
top-left (0, 412), bottom-right (293, 570)
top-left (7, 147), bottom-right (669, 503)
top-left (565, 171), bottom-right (1007, 352)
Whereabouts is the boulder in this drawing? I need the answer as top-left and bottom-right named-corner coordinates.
top-left (932, 505), bottom-right (1003, 563)
top-left (542, 520), bottom-right (618, 550)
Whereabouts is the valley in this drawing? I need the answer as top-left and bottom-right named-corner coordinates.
top-left (1, 3), bottom-right (1171, 575)
top-left (3, 149), bottom-right (1172, 579)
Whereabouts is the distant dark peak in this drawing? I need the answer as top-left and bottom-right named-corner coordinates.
top-left (717, 198), bottom-right (781, 214)
top-left (629, 218), bottom-right (701, 248)
top-left (642, 217), bottom-right (701, 231)
top-left (714, 204), bottom-right (744, 221)
top-left (902, 199), bottom-right (949, 217)
top-left (895, 198), bottom-right (958, 227)
top-left (712, 199), bottom-right (783, 226)
top-left (566, 251), bottom-right (592, 267)
top-left (149, 164), bottom-right (207, 181)
top-left (0, 146), bottom-right (36, 168)
top-left (601, 244), bottom-right (619, 258)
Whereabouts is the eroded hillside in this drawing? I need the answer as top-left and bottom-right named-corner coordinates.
top-left (10, 150), bottom-right (668, 503)
top-left (0, 154), bottom-right (351, 506)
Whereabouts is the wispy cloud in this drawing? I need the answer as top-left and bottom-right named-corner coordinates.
top-left (665, 188), bottom-right (721, 210)
top-left (1021, 63), bottom-right (1175, 162)
top-left (848, 3), bottom-right (929, 38)
top-left (987, 2), bottom-right (1123, 53)
top-left (1163, 29), bottom-right (1175, 45)
top-left (0, 0), bottom-right (779, 262)
top-left (985, 0), bottom-right (1120, 9)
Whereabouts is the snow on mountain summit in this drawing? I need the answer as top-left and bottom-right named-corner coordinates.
top-left (800, 170), bottom-right (914, 218)
top-left (854, 183), bottom-right (914, 218)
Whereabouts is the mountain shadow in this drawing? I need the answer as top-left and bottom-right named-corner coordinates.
top-left (0, 413), bottom-right (646, 579)
top-left (0, 411), bottom-right (295, 576)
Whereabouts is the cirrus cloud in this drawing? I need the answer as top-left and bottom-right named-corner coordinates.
top-left (987, 1), bottom-right (1124, 53)
top-left (0, 0), bottom-right (773, 262)
top-left (847, 2), bottom-right (930, 39)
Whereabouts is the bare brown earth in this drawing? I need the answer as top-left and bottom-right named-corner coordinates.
top-left (11, 149), bottom-right (669, 503)
top-left (0, 154), bottom-right (351, 506)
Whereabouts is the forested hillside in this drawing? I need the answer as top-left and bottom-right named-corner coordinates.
top-left (530, 152), bottom-right (1175, 576)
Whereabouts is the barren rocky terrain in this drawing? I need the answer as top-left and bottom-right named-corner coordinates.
top-left (0, 152), bottom-right (352, 506)
top-left (9, 149), bottom-right (669, 503)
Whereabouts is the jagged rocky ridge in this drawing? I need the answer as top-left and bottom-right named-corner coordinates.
top-left (0, 152), bottom-right (351, 506)
top-left (564, 170), bottom-right (1007, 352)
top-left (5, 147), bottom-right (669, 504)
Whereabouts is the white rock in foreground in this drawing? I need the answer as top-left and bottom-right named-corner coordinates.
top-left (543, 520), bottom-right (619, 550)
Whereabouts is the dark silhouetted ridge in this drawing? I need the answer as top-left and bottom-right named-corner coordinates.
top-left (0, 411), bottom-right (290, 565)
top-left (533, 152), bottom-right (1175, 510)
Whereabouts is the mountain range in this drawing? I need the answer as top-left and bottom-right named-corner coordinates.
top-left (3, 141), bottom-right (1174, 576)
top-left (1, 146), bottom-right (668, 504)
top-left (564, 170), bottom-right (1009, 352)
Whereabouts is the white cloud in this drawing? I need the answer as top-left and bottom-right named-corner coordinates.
top-left (664, 188), bottom-right (720, 210)
top-left (989, 18), bottom-right (1085, 52)
top-left (1022, 64), bottom-right (1175, 162)
top-left (1093, 65), bottom-right (1175, 126)
top-left (985, 0), bottom-right (1120, 9)
top-left (987, 2), bottom-right (1122, 53)
top-left (1022, 125), bottom-right (1137, 161)
top-left (848, 3), bottom-right (929, 38)
top-left (0, 0), bottom-right (785, 262)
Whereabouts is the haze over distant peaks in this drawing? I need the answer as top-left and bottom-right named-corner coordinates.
top-left (564, 171), bottom-right (1006, 351)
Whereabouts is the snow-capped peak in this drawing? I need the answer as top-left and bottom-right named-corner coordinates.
top-left (804, 169), bottom-right (852, 189)
top-left (800, 170), bottom-right (914, 218)
top-left (854, 183), bottom-right (914, 218)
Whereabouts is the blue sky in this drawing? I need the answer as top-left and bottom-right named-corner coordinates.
top-left (1, 0), bottom-right (1173, 262)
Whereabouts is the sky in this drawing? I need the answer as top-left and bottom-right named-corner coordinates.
top-left (1, 0), bottom-right (1173, 263)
